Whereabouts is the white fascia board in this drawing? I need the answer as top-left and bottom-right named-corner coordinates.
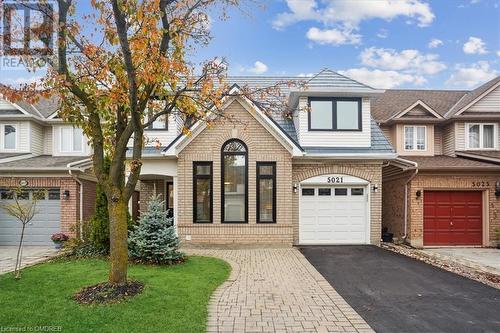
top-left (164, 89), bottom-right (303, 157)
top-left (393, 100), bottom-right (443, 120)
top-left (296, 152), bottom-right (397, 160)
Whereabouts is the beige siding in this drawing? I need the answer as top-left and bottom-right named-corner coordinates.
top-left (30, 122), bottom-right (44, 155)
top-left (434, 126), bottom-right (443, 155)
top-left (455, 122), bottom-right (465, 151)
top-left (467, 85), bottom-right (500, 112)
top-left (296, 96), bottom-right (371, 147)
top-left (395, 124), bottom-right (434, 156)
top-left (442, 123), bottom-right (456, 156)
top-left (380, 125), bottom-right (394, 146)
top-left (43, 126), bottom-right (53, 155)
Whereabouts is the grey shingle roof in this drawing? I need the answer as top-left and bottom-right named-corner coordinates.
top-left (371, 89), bottom-right (467, 122)
top-left (0, 155), bottom-right (90, 169)
top-left (447, 76), bottom-right (500, 116)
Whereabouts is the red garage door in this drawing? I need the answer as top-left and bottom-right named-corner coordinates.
top-left (424, 191), bottom-right (482, 246)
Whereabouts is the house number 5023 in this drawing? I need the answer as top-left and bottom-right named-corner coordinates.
top-left (472, 181), bottom-right (490, 187)
top-left (327, 176), bottom-right (344, 184)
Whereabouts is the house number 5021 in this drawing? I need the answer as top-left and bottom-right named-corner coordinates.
top-left (327, 176), bottom-right (344, 184)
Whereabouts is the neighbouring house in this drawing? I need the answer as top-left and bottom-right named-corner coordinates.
top-left (132, 69), bottom-right (396, 245)
top-left (376, 76), bottom-right (500, 248)
top-left (0, 97), bottom-right (96, 245)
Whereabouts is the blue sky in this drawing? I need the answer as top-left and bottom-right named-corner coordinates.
top-left (2, 0), bottom-right (500, 90)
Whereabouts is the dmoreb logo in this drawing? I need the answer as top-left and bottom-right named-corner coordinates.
top-left (1, 0), bottom-right (55, 69)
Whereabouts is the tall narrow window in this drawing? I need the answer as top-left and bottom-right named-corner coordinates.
top-left (193, 162), bottom-right (212, 223)
top-left (3, 125), bottom-right (16, 150)
top-left (222, 139), bottom-right (247, 223)
top-left (257, 162), bottom-right (276, 223)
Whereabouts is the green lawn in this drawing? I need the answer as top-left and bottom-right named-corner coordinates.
top-left (0, 257), bottom-right (230, 333)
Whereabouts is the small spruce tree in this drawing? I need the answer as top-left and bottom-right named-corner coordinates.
top-left (128, 196), bottom-right (184, 264)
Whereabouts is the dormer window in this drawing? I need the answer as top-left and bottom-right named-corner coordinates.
top-left (404, 126), bottom-right (426, 151)
top-left (308, 97), bottom-right (361, 131)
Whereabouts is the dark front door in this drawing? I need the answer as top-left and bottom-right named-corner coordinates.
top-left (424, 191), bottom-right (482, 246)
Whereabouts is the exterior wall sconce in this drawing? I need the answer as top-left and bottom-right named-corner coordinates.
top-left (63, 190), bottom-right (70, 200)
top-left (293, 184), bottom-right (298, 193)
top-left (416, 190), bottom-right (422, 198)
top-left (372, 184), bottom-right (379, 193)
top-left (495, 182), bottom-right (500, 197)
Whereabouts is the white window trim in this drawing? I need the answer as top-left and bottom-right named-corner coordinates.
top-left (403, 125), bottom-right (426, 151)
top-left (60, 127), bottom-right (84, 153)
top-left (2, 124), bottom-right (18, 151)
top-left (466, 123), bottom-right (498, 150)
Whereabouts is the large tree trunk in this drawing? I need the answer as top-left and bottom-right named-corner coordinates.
top-left (107, 193), bottom-right (129, 285)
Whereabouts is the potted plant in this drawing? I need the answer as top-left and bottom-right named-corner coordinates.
top-left (51, 232), bottom-right (69, 249)
top-left (495, 227), bottom-right (500, 249)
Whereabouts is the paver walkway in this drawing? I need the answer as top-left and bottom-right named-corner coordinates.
top-left (186, 248), bottom-right (373, 333)
top-left (0, 246), bottom-right (57, 274)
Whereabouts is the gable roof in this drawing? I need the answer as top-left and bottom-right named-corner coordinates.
top-left (393, 100), bottom-right (443, 119)
top-left (446, 76), bottom-right (500, 117)
top-left (371, 89), bottom-right (467, 122)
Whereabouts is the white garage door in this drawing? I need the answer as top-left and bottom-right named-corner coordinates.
top-left (0, 189), bottom-right (61, 246)
top-left (299, 186), bottom-right (368, 244)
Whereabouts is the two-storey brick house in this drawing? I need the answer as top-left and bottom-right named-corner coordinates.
top-left (0, 97), bottom-right (96, 245)
top-left (376, 76), bottom-right (500, 248)
top-left (134, 69), bottom-right (396, 245)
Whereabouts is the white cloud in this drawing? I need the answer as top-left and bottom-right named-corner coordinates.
top-left (360, 47), bottom-right (446, 75)
top-left (244, 61), bottom-right (268, 74)
top-left (496, 50), bottom-right (500, 57)
top-left (306, 27), bottom-right (361, 45)
top-left (428, 38), bottom-right (443, 48)
top-left (339, 68), bottom-right (426, 89)
top-left (297, 73), bottom-right (315, 77)
top-left (273, 0), bottom-right (435, 30)
top-left (446, 61), bottom-right (497, 88)
top-left (2, 75), bottom-right (44, 87)
top-left (463, 37), bottom-right (487, 54)
top-left (376, 29), bottom-right (389, 39)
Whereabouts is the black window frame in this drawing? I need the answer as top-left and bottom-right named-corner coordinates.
top-left (166, 181), bottom-right (174, 210)
top-left (308, 97), bottom-right (362, 132)
top-left (221, 139), bottom-right (248, 224)
top-left (256, 162), bottom-right (276, 224)
top-left (193, 161), bottom-right (213, 223)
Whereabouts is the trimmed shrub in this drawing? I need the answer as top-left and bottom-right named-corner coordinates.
top-left (128, 195), bottom-right (184, 264)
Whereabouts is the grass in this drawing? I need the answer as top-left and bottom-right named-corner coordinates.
top-left (0, 256), bottom-right (230, 333)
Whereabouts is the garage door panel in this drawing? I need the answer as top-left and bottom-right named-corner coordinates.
top-left (300, 185), bottom-right (368, 244)
top-left (0, 194), bottom-right (61, 246)
top-left (424, 191), bottom-right (482, 246)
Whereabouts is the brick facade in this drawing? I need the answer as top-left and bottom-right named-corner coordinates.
top-left (383, 172), bottom-right (500, 248)
top-left (175, 99), bottom-right (384, 245)
top-left (0, 176), bottom-right (96, 238)
top-left (139, 179), bottom-right (166, 213)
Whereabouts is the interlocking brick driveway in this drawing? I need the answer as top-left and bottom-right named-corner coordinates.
top-left (186, 248), bottom-right (373, 333)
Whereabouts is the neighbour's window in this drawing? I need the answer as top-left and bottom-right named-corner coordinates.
top-left (308, 98), bottom-right (361, 131)
top-left (148, 114), bottom-right (168, 130)
top-left (222, 139), bottom-right (247, 223)
top-left (193, 162), bottom-right (212, 223)
top-left (467, 123), bottom-right (496, 149)
top-left (257, 162), bottom-right (276, 223)
top-left (60, 127), bottom-right (84, 152)
top-left (33, 190), bottom-right (46, 200)
top-left (3, 124), bottom-right (17, 150)
top-left (17, 191), bottom-right (30, 200)
top-left (404, 126), bottom-right (426, 151)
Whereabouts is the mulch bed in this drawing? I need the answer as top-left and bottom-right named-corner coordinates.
top-left (74, 280), bottom-right (144, 305)
top-left (382, 243), bottom-right (500, 290)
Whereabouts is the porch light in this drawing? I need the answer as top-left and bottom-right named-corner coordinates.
top-left (495, 182), bottom-right (500, 197)
top-left (293, 184), bottom-right (298, 193)
top-left (416, 190), bottom-right (422, 198)
top-left (63, 190), bottom-right (70, 200)
top-left (372, 184), bottom-right (379, 193)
